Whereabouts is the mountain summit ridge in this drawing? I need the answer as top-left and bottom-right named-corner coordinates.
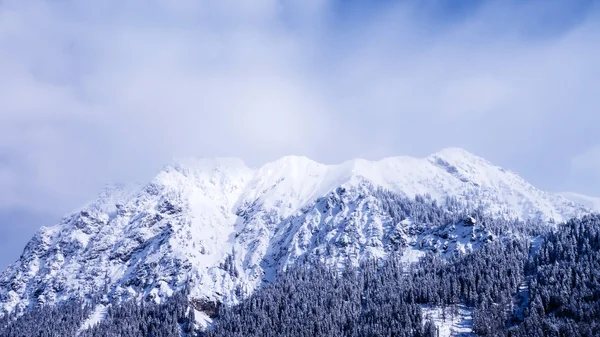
top-left (0, 148), bottom-right (594, 320)
top-left (147, 147), bottom-right (586, 220)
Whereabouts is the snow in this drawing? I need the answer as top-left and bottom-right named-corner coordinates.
top-left (558, 192), bottom-right (600, 212)
top-left (163, 149), bottom-right (590, 225)
top-left (400, 247), bottom-right (426, 263)
top-left (0, 148), bottom-right (592, 322)
top-left (78, 304), bottom-right (108, 333)
top-left (529, 236), bottom-right (543, 255)
top-left (234, 148), bottom-right (587, 223)
top-left (422, 304), bottom-right (475, 337)
top-left (194, 309), bottom-right (213, 330)
top-left (71, 230), bottom-right (91, 247)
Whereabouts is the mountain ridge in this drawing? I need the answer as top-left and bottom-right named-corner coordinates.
top-left (0, 148), bottom-right (595, 323)
top-left (148, 147), bottom-right (590, 221)
top-left (558, 191), bottom-right (600, 212)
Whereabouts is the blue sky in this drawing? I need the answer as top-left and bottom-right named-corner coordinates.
top-left (0, 0), bottom-right (599, 269)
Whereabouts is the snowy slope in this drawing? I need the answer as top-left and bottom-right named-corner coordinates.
top-left (558, 192), bottom-right (600, 212)
top-left (422, 304), bottom-right (475, 337)
top-left (0, 148), bottom-right (591, 318)
top-left (78, 304), bottom-right (109, 332)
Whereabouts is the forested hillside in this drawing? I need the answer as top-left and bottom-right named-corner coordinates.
top-left (207, 215), bottom-right (600, 337)
top-left (1, 210), bottom-right (599, 336)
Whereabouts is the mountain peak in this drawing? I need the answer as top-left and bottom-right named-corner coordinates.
top-left (258, 155), bottom-right (325, 176)
top-left (559, 192), bottom-right (600, 212)
top-left (267, 155), bottom-right (319, 166)
top-left (433, 147), bottom-right (478, 157)
top-left (167, 157), bottom-right (249, 173)
top-left (429, 147), bottom-right (490, 165)
top-left (0, 149), bottom-right (593, 320)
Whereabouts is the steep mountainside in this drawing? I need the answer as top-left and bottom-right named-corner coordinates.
top-left (0, 148), bottom-right (592, 319)
top-left (559, 192), bottom-right (600, 212)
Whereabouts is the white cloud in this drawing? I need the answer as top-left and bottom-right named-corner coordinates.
top-left (0, 0), bottom-right (599, 213)
top-left (572, 145), bottom-right (600, 173)
top-left (438, 76), bottom-right (509, 117)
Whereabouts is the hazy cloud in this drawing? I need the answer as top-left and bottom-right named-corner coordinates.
top-left (572, 145), bottom-right (600, 175)
top-left (0, 0), bottom-right (599, 232)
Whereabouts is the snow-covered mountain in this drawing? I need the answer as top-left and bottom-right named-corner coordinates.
top-left (0, 148), bottom-right (593, 319)
top-left (559, 192), bottom-right (600, 212)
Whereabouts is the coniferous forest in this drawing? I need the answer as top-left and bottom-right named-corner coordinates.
top-left (1, 0), bottom-right (597, 334)
top-left (1, 205), bottom-right (599, 337)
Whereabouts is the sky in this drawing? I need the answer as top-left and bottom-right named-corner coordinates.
top-left (0, 0), bottom-right (599, 269)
